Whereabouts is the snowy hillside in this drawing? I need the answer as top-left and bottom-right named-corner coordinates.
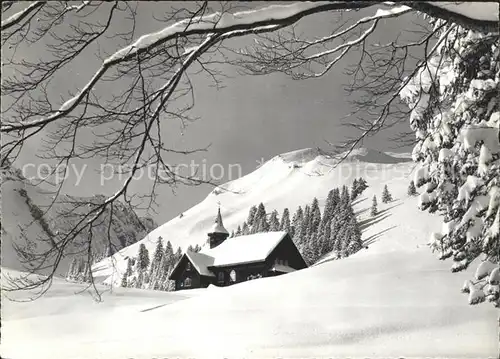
top-left (0, 163), bottom-right (157, 275)
top-left (3, 191), bottom-right (498, 358)
top-left (3, 147), bottom-right (498, 359)
top-left (94, 147), bottom-right (416, 285)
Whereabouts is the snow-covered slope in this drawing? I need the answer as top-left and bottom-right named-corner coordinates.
top-left (3, 194), bottom-right (498, 358)
top-left (3, 147), bottom-right (498, 358)
top-left (93, 148), bottom-right (415, 283)
top-left (0, 163), bottom-right (157, 275)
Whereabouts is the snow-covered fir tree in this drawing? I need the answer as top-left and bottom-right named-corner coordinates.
top-left (400, 21), bottom-right (499, 308)
top-left (351, 179), bottom-right (359, 199)
top-left (257, 215), bottom-right (270, 232)
top-left (309, 197), bottom-right (321, 235)
top-left (381, 185), bottom-right (393, 203)
top-left (292, 206), bottom-right (304, 245)
top-left (246, 205), bottom-right (257, 228)
top-left (251, 203), bottom-right (267, 233)
top-left (269, 210), bottom-right (280, 231)
top-left (280, 208), bottom-right (291, 235)
top-left (351, 178), bottom-right (368, 200)
top-left (137, 243), bottom-right (150, 272)
top-left (241, 222), bottom-right (249, 235)
top-left (408, 180), bottom-right (418, 196)
top-left (357, 178), bottom-right (369, 195)
top-left (148, 237), bottom-right (164, 289)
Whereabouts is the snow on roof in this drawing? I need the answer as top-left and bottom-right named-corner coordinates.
top-left (202, 231), bottom-right (288, 267)
top-left (184, 250), bottom-right (216, 277)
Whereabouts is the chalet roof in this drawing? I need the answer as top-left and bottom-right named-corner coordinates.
top-left (201, 231), bottom-right (288, 267)
top-left (170, 231), bottom-right (297, 279)
top-left (185, 250), bottom-right (216, 277)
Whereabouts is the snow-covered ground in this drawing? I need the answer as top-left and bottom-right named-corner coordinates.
top-left (2, 148), bottom-right (498, 358)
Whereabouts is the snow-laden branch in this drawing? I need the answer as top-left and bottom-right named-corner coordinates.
top-left (103, 2), bottom-right (375, 64)
top-left (64, 1), bottom-right (91, 13)
top-left (1, 1), bottom-right (44, 31)
top-left (1, 1), bottom-right (376, 133)
top-left (408, 1), bottom-right (499, 33)
top-left (303, 4), bottom-right (412, 48)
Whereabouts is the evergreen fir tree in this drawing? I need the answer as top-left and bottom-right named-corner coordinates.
top-left (241, 222), bottom-right (249, 235)
top-left (193, 244), bottom-right (201, 252)
top-left (230, 230), bottom-right (235, 238)
top-left (302, 236), bottom-right (316, 265)
top-left (320, 218), bottom-right (332, 254)
top-left (381, 185), bottom-right (393, 203)
top-left (332, 187), bottom-right (341, 209)
top-left (269, 210), bottom-right (280, 231)
top-left (407, 180), bottom-right (417, 196)
top-left (308, 231), bottom-right (320, 263)
top-left (279, 208), bottom-right (291, 234)
top-left (136, 271), bottom-right (144, 289)
top-left (346, 216), bottom-right (363, 256)
top-left (291, 206), bottom-right (304, 244)
top-left (331, 220), bottom-right (342, 254)
top-left (236, 225), bottom-right (242, 236)
top-left (356, 178), bottom-right (368, 195)
top-left (257, 215), bottom-right (270, 232)
top-left (400, 23), bottom-right (500, 308)
top-left (371, 195), bottom-right (378, 217)
top-left (247, 205), bottom-right (257, 227)
top-left (351, 178), bottom-right (359, 199)
top-left (340, 185), bottom-right (350, 206)
top-left (164, 241), bottom-right (174, 264)
top-left (149, 237), bottom-right (164, 289)
top-left (137, 243), bottom-right (150, 271)
top-left (301, 204), bottom-right (311, 239)
top-left (309, 197), bottom-right (321, 234)
top-left (126, 258), bottom-right (133, 276)
top-left (252, 202), bottom-right (267, 233)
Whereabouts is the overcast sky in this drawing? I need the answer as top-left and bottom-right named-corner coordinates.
top-left (10, 2), bottom-right (424, 224)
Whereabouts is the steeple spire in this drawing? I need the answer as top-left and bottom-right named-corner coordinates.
top-left (207, 204), bottom-right (229, 249)
top-left (211, 204), bottom-right (228, 235)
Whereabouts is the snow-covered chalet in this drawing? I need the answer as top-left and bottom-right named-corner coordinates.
top-left (169, 208), bottom-right (308, 290)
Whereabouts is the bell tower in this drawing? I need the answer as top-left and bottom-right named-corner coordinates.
top-left (208, 205), bottom-right (229, 249)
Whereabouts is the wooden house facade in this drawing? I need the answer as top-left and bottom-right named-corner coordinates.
top-left (169, 208), bottom-right (307, 290)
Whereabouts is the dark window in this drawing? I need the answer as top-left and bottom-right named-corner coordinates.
top-left (186, 262), bottom-right (192, 271)
top-left (217, 272), bottom-right (224, 283)
top-left (184, 277), bottom-right (192, 287)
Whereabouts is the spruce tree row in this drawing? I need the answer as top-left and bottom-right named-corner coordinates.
top-left (231, 178), bottom-right (368, 265)
top-left (67, 236), bottom-right (202, 290)
top-left (118, 239), bottom-right (185, 291)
